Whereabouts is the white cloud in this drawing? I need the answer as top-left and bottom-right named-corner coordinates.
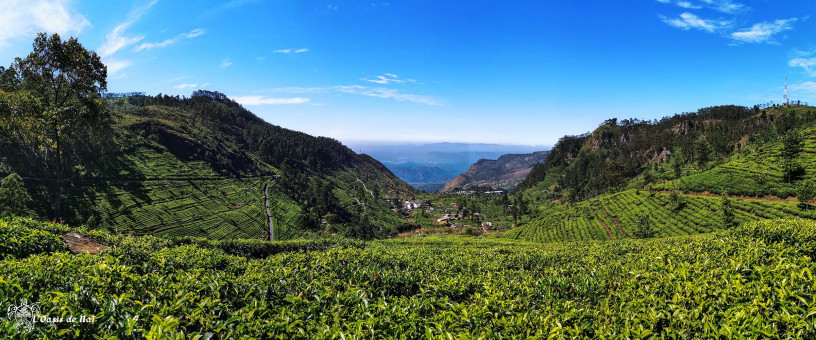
top-left (790, 55), bottom-right (816, 77)
top-left (220, 59), bottom-right (233, 68)
top-left (134, 28), bottom-right (205, 52)
top-left (655, 0), bottom-right (746, 14)
top-left (334, 85), bottom-right (440, 105)
top-left (0, 0), bottom-right (90, 48)
top-left (275, 48), bottom-right (309, 54)
top-left (231, 96), bottom-right (310, 105)
top-left (104, 59), bottom-right (132, 75)
top-left (661, 12), bottom-right (729, 33)
top-left (97, 0), bottom-right (157, 58)
top-left (789, 82), bottom-right (816, 102)
top-left (676, 1), bottom-right (701, 9)
top-left (700, 0), bottom-right (746, 14)
top-left (361, 73), bottom-right (417, 84)
top-left (730, 18), bottom-right (797, 44)
top-left (174, 83), bottom-right (198, 89)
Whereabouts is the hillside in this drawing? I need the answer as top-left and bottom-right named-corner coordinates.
top-left (441, 151), bottom-right (549, 192)
top-left (502, 104), bottom-right (816, 245)
top-left (4, 217), bottom-right (816, 338)
top-left (503, 189), bottom-right (816, 243)
top-left (517, 105), bottom-right (815, 201)
top-left (1, 91), bottom-right (415, 240)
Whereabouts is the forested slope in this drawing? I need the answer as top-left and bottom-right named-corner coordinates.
top-left (1, 90), bottom-right (415, 240)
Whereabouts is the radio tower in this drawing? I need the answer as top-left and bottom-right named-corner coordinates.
top-left (783, 75), bottom-right (789, 106)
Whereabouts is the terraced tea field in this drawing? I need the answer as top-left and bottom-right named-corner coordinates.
top-left (655, 124), bottom-right (816, 198)
top-left (503, 189), bottom-right (816, 243)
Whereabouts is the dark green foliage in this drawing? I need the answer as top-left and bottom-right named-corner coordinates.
top-left (0, 173), bottom-right (30, 216)
top-left (668, 190), bottom-right (684, 211)
top-left (4, 33), bottom-right (108, 218)
top-left (721, 194), bottom-right (736, 229)
top-left (798, 179), bottom-right (816, 209)
top-left (694, 135), bottom-right (712, 167)
top-left (781, 131), bottom-right (805, 182)
top-left (632, 212), bottom-right (655, 238)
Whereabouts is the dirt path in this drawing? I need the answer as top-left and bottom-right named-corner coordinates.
top-left (356, 178), bottom-right (375, 198)
top-left (598, 201), bottom-right (627, 238)
top-left (264, 178), bottom-right (277, 241)
top-left (594, 212), bottom-right (614, 240)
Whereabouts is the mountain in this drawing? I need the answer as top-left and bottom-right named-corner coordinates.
top-left (441, 151), bottom-right (550, 192)
top-left (1, 91), bottom-right (415, 240)
top-left (345, 141), bottom-right (546, 190)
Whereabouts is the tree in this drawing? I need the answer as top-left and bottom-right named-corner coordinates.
top-left (720, 194), bottom-right (736, 229)
top-left (694, 135), bottom-right (712, 167)
top-left (632, 213), bottom-right (655, 238)
top-left (798, 179), bottom-right (816, 209)
top-left (672, 159), bottom-right (682, 179)
top-left (669, 191), bottom-right (684, 211)
top-left (781, 131), bottom-right (804, 182)
top-left (1, 33), bottom-right (107, 218)
top-left (0, 173), bottom-right (31, 216)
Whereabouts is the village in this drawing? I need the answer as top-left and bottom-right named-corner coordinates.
top-left (384, 191), bottom-right (526, 238)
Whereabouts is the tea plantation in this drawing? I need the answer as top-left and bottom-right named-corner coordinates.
top-left (502, 189), bottom-right (816, 243)
top-left (3, 217), bottom-right (816, 338)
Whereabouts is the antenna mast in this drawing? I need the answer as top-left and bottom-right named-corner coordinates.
top-left (783, 75), bottom-right (789, 106)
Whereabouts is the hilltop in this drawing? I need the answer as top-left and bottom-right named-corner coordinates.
top-left (441, 151), bottom-right (550, 192)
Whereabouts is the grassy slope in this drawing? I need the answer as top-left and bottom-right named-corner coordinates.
top-left (3, 217), bottom-right (816, 338)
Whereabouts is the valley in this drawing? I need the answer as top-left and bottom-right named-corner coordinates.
top-left (2, 19), bottom-right (816, 338)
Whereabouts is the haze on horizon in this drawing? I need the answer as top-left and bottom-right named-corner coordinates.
top-left (1, 0), bottom-right (815, 145)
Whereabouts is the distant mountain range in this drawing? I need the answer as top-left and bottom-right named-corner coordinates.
top-left (344, 142), bottom-right (548, 191)
top-left (441, 151), bottom-right (550, 192)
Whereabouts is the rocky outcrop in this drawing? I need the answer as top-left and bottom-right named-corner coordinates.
top-left (441, 151), bottom-right (549, 192)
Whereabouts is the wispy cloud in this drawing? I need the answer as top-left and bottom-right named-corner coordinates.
top-left (134, 28), bottom-right (205, 52)
top-left (0, 0), bottom-right (90, 48)
top-left (173, 83), bottom-right (209, 90)
top-left (231, 96), bottom-right (310, 105)
top-left (274, 48), bottom-right (309, 54)
top-left (661, 12), bottom-right (730, 33)
top-left (730, 18), bottom-right (798, 44)
top-left (656, 0), bottom-right (746, 14)
top-left (98, 0), bottom-right (157, 58)
top-left (104, 59), bottom-right (132, 76)
top-left (220, 58), bottom-right (233, 68)
top-left (361, 73), bottom-right (417, 84)
top-left (700, 0), bottom-right (746, 14)
top-left (253, 83), bottom-right (440, 105)
top-left (789, 81), bottom-right (816, 100)
top-left (335, 85), bottom-right (441, 105)
top-left (790, 51), bottom-right (816, 77)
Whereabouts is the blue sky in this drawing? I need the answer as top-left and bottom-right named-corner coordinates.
top-left (1, 0), bottom-right (815, 146)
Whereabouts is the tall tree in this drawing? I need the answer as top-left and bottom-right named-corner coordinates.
top-left (1, 33), bottom-right (107, 218)
top-left (0, 173), bottom-right (31, 217)
top-left (781, 131), bottom-right (804, 182)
